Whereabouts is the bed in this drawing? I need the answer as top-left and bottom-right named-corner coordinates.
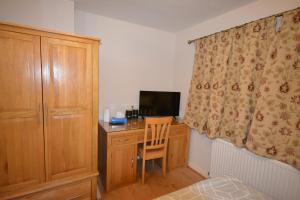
top-left (155, 137), bottom-right (300, 200)
top-left (154, 176), bottom-right (272, 200)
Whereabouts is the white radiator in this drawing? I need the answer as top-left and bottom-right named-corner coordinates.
top-left (210, 138), bottom-right (300, 200)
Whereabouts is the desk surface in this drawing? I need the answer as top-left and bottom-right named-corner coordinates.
top-left (99, 118), bottom-right (186, 133)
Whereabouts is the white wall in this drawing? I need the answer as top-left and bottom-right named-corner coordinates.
top-left (75, 10), bottom-right (176, 119)
top-left (0, 0), bottom-right (74, 32)
top-left (173, 0), bottom-right (300, 177)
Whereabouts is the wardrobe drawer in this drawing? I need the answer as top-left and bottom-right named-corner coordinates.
top-left (111, 135), bottom-right (136, 146)
top-left (17, 180), bottom-right (91, 200)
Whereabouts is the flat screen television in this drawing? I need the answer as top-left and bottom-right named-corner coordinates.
top-left (139, 91), bottom-right (180, 117)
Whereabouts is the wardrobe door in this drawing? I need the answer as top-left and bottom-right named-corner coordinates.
top-left (41, 37), bottom-right (93, 181)
top-left (0, 30), bottom-right (44, 191)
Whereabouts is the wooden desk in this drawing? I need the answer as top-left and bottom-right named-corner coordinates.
top-left (98, 119), bottom-right (190, 191)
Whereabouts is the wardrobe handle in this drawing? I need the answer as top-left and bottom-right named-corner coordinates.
top-left (45, 104), bottom-right (48, 124)
top-left (37, 104), bottom-right (41, 125)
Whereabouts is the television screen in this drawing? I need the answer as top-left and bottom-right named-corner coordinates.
top-left (139, 91), bottom-right (180, 117)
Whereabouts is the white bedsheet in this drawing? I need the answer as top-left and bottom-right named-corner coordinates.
top-left (154, 176), bottom-right (272, 200)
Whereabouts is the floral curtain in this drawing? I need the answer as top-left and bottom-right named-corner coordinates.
top-left (184, 8), bottom-right (300, 170)
top-left (246, 9), bottom-right (300, 170)
top-left (184, 30), bottom-right (233, 139)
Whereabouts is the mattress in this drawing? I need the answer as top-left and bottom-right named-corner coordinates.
top-left (154, 176), bottom-right (272, 200)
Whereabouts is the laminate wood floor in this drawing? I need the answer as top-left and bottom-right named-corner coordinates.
top-left (99, 166), bottom-right (205, 200)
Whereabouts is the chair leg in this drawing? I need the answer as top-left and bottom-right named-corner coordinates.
top-left (152, 159), bottom-right (155, 169)
top-left (142, 158), bottom-right (146, 184)
top-left (162, 156), bottom-right (167, 177)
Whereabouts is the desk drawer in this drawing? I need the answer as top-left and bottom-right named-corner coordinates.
top-left (137, 133), bottom-right (152, 143)
top-left (111, 135), bottom-right (136, 146)
top-left (17, 180), bottom-right (91, 200)
top-left (170, 124), bottom-right (188, 137)
top-left (136, 125), bottom-right (188, 141)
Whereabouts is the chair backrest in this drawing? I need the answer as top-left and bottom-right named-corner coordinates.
top-left (143, 117), bottom-right (172, 151)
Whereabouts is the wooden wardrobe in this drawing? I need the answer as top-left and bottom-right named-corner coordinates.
top-left (0, 22), bottom-right (99, 199)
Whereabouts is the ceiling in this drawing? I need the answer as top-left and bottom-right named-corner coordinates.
top-left (74, 0), bottom-right (255, 32)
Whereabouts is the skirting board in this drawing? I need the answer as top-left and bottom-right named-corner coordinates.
top-left (187, 164), bottom-right (209, 178)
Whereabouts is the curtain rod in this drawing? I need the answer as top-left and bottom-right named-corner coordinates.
top-left (187, 7), bottom-right (299, 45)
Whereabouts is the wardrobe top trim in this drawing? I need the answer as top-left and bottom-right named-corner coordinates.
top-left (0, 21), bottom-right (100, 43)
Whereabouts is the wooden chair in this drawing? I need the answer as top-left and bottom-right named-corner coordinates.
top-left (139, 117), bottom-right (172, 184)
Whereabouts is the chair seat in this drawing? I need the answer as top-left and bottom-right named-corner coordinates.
top-left (138, 146), bottom-right (165, 160)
